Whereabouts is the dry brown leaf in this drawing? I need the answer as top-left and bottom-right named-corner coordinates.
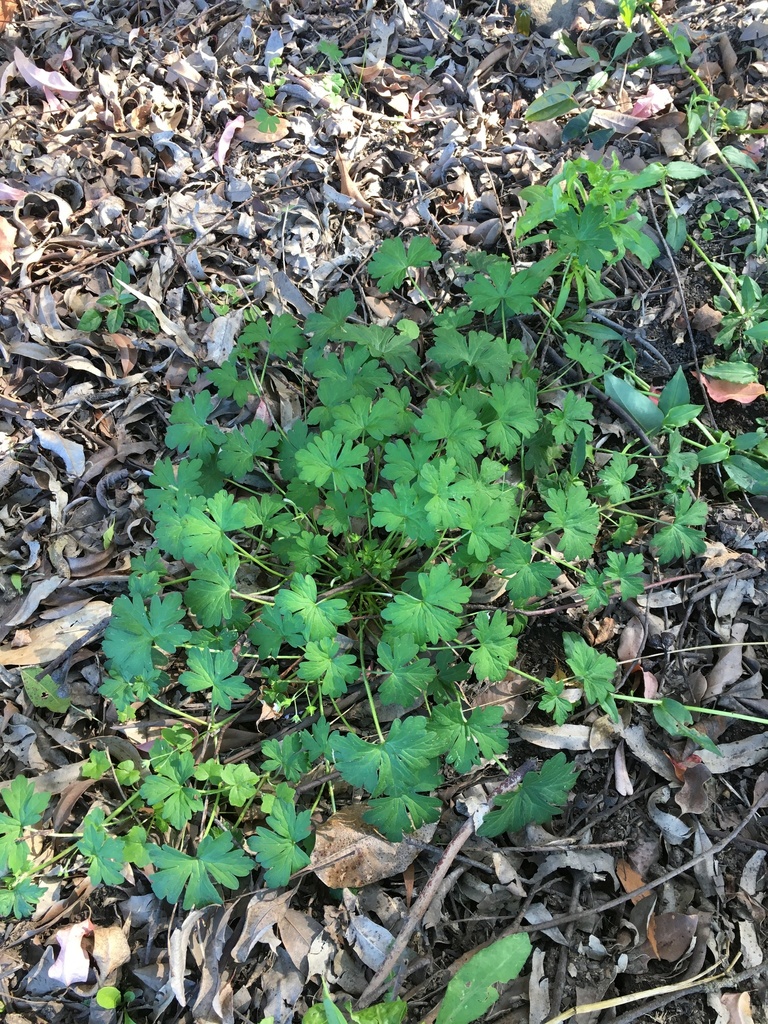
top-left (646, 911), bottom-right (698, 961)
top-left (0, 601), bottom-right (110, 667)
top-left (0, 0), bottom-right (18, 31)
top-left (719, 33), bottom-right (738, 79)
top-left (617, 859), bottom-right (645, 903)
top-left (673, 761), bottom-right (712, 815)
top-left (311, 805), bottom-right (436, 888)
top-left (617, 615), bottom-right (645, 663)
top-left (91, 924), bottom-right (130, 985)
top-left (695, 372), bottom-right (767, 404)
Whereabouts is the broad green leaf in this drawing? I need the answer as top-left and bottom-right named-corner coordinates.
top-left (604, 374), bottom-right (664, 436)
top-left (597, 452), bottom-right (638, 504)
top-left (436, 934), bottom-right (532, 1024)
top-left (331, 716), bottom-right (442, 833)
top-left (478, 754), bottom-right (579, 837)
top-left (699, 360), bottom-right (758, 384)
top-left (103, 593), bottom-right (190, 680)
top-left (139, 752), bottom-right (203, 829)
top-left (247, 784), bottom-right (312, 887)
top-left (78, 308), bottom-right (103, 331)
top-left (427, 703), bottom-right (508, 774)
top-left (496, 539), bottom-right (559, 603)
top-left (185, 553), bottom-right (239, 628)
top-left (368, 236), bottom-right (440, 291)
top-left (651, 493), bottom-right (707, 563)
top-left (21, 668), bottom-right (70, 713)
top-left (541, 483), bottom-right (599, 561)
top-left (666, 212), bottom-right (687, 252)
top-left (377, 636), bottom-right (436, 706)
top-left (564, 633), bottom-right (618, 720)
top-left (166, 391), bottom-right (224, 458)
top-left (297, 637), bottom-right (359, 697)
top-left (179, 647), bottom-right (250, 710)
top-left (381, 563), bottom-right (470, 645)
top-left (617, 0), bottom-right (637, 28)
top-left (217, 420), bottom-right (278, 479)
top-left (276, 573), bottom-right (352, 642)
top-left (720, 145), bottom-right (758, 172)
top-left (150, 831), bottom-right (253, 909)
top-left (1, 776), bottom-right (50, 830)
top-left (723, 454), bottom-right (768, 495)
top-left (304, 289), bottom-right (356, 344)
top-left (295, 431), bottom-right (368, 493)
top-left (662, 161), bottom-right (710, 180)
top-left (652, 698), bottom-right (720, 756)
top-left (344, 322), bottom-right (420, 373)
top-left (485, 378), bottom-right (540, 457)
top-left (470, 611), bottom-right (518, 682)
top-left (419, 397), bottom-right (485, 468)
top-left (526, 82), bottom-right (578, 121)
top-left (77, 809), bottom-right (127, 887)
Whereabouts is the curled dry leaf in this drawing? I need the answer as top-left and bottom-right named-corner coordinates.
top-left (695, 372), bottom-right (767, 404)
top-left (614, 741), bottom-right (634, 796)
top-left (216, 116), bottom-right (244, 168)
top-left (310, 804), bottom-right (436, 888)
top-left (673, 761), bottom-right (712, 815)
top-left (617, 615), bottom-right (645, 663)
top-left (691, 304), bottom-right (723, 333)
top-left (91, 924), bottom-right (131, 985)
top-left (719, 992), bottom-right (755, 1024)
top-left (630, 84), bottom-right (673, 119)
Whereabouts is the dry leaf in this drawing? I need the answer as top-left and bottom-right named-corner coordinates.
top-left (311, 805), bottom-right (436, 888)
top-left (14, 47), bottom-right (80, 101)
top-left (674, 761), bottom-right (712, 815)
top-left (617, 859), bottom-right (645, 903)
top-left (216, 115), bottom-right (244, 168)
top-left (720, 992), bottom-right (755, 1024)
top-left (630, 84), bottom-right (673, 119)
top-left (0, 0), bottom-right (18, 31)
top-left (695, 373), bottom-right (767, 404)
top-left (646, 911), bottom-right (698, 961)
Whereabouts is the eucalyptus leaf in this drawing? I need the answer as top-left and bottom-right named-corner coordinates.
top-left (526, 83), bottom-right (578, 121)
top-left (723, 454), bottom-right (768, 495)
top-left (604, 374), bottom-right (664, 436)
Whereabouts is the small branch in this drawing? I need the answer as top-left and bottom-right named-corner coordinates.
top-left (355, 759), bottom-right (538, 1009)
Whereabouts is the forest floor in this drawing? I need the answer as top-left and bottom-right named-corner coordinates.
top-left (0, 1), bottom-right (768, 1023)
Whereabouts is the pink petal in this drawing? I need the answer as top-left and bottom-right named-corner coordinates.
top-left (14, 47), bottom-right (80, 101)
top-left (0, 182), bottom-right (27, 202)
top-left (630, 84), bottom-right (673, 119)
top-left (216, 115), bottom-right (244, 169)
top-left (48, 920), bottom-right (94, 986)
top-left (254, 398), bottom-right (273, 425)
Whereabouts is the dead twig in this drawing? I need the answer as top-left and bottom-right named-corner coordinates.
top-left (355, 759), bottom-right (538, 1009)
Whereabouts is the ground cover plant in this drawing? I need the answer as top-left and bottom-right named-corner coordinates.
top-left (2, 0), bottom-right (768, 1022)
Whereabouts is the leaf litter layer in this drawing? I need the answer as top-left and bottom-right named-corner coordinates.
top-left (0, 1), bottom-right (768, 1023)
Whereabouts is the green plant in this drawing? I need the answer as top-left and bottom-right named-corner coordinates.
top-left (18, 153), bottom-right (768, 917)
top-left (391, 52), bottom-right (437, 75)
top-left (515, 155), bottom-right (662, 313)
top-left (303, 934), bottom-right (531, 1024)
top-left (78, 261), bottom-right (159, 334)
top-left (96, 985), bottom-right (138, 1024)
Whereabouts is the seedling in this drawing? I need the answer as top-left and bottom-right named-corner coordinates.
top-left (78, 261), bottom-right (159, 334)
